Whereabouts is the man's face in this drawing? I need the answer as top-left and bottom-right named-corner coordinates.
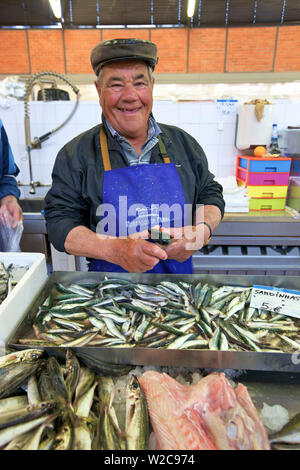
top-left (95, 60), bottom-right (154, 141)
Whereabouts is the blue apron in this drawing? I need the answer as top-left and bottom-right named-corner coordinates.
top-left (90, 128), bottom-right (193, 274)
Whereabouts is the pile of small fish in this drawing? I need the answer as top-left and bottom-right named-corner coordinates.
top-left (0, 262), bottom-right (18, 306)
top-left (0, 349), bottom-right (148, 450)
top-left (19, 278), bottom-right (300, 353)
top-left (0, 349), bottom-right (299, 451)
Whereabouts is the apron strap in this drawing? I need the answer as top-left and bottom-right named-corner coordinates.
top-left (100, 127), bottom-right (111, 171)
top-left (99, 127), bottom-right (171, 170)
top-left (158, 135), bottom-right (171, 163)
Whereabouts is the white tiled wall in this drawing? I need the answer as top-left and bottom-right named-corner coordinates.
top-left (1, 99), bottom-right (300, 186)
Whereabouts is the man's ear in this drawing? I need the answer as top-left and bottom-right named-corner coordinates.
top-left (94, 80), bottom-right (101, 98)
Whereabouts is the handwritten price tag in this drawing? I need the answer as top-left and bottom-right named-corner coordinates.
top-left (250, 285), bottom-right (300, 320)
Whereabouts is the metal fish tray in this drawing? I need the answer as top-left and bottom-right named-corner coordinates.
top-left (7, 271), bottom-right (300, 374)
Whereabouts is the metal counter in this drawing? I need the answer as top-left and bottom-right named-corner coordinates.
top-left (19, 202), bottom-right (300, 275)
top-left (8, 272), bottom-right (300, 374)
top-left (193, 210), bottom-right (300, 275)
top-left (213, 209), bottom-right (300, 246)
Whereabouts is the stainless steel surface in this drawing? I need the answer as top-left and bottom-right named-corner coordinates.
top-left (278, 128), bottom-right (300, 156)
top-left (19, 199), bottom-right (50, 259)
top-left (8, 272), bottom-right (300, 373)
top-left (215, 213), bottom-right (300, 239)
top-left (22, 212), bottom-right (46, 234)
top-left (19, 198), bottom-right (45, 213)
top-left (194, 245), bottom-right (300, 275)
top-left (209, 236), bottom-right (300, 246)
top-left (20, 234), bottom-right (48, 255)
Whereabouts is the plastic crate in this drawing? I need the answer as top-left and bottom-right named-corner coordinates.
top-left (0, 252), bottom-right (47, 344)
top-left (236, 155), bottom-right (291, 187)
top-left (238, 156), bottom-right (292, 173)
top-left (246, 185), bottom-right (288, 198)
top-left (287, 177), bottom-right (300, 212)
top-left (249, 198), bottom-right (286, 211)
top-left (237, 168), bottom-right (290, 186)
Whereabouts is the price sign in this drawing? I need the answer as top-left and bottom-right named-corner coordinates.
top-left (250, 285), bottom-right (300, 319)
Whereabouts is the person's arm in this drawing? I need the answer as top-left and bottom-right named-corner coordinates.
top-left (0, 120), bottom-right (22, 224)
top-left (64, 225), bottom-right (168, 273)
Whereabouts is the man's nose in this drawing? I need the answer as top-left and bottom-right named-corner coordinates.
top-left (121, 83), bottom-right (138, 100)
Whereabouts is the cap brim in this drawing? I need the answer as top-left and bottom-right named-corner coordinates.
top-left (99, 56), bottom-right (157, 70)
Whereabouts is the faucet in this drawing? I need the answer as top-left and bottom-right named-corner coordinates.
top-left (23, 71), bottom-right (80, 194)
top-left (29, 180), bottom-right (41, 194)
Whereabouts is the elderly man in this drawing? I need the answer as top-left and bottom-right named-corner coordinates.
top-left (45, 38), bottom-right (224, 273)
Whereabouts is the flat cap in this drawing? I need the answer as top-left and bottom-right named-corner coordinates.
top-left (90, 38), bottom-right (158, 76)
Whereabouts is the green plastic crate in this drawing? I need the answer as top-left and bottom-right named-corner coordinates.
top-left (249, 198), bottom-right (286, 211)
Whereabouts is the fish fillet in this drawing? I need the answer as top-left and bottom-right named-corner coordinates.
top-left (139, 371), bottom-right (270, 450)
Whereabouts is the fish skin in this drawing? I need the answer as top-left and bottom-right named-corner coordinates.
top-left (0, 349), bottom-right (44, 368)
top-left (0, 416), bottom-right (49, 448)
top-left (139, 371), bottom-right (215, 450)
top-left (0, 361), bottom-right (42, 400)
top-left (126, 375), bottom-right (149, 450)
top-left (74, 367), bottom-right (95, 406)
top-left (65, 349), bottom-right (81, 404)
top-left (0, 401), bottom-right (55, 430)
top-left (0, 396), bottom-right (28, 413)
top-left (27, 375), bottom-right (41, 405)
top-left (72, 422), bottom-right (92, 450)
top-left (47, 357), bottom-right (68, 405)
top-left (139, 371), bottom-right (270, 450)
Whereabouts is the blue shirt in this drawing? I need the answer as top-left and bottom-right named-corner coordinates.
top-left (106, 116), bottom-right (162, 166)
top-left (0, 119), bottom-right (20, 200)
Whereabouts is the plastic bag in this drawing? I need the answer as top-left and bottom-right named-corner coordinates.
top-left (0, 209), bottom-right (23, 252)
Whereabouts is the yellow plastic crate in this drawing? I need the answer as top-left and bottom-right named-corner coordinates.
top-left (247, 185), bottom-right (288, 198)
top-left (249, 198), bottom-right (286, 211)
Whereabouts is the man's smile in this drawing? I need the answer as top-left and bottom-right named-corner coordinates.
top-left (117, 107), bottom-right (142, 114)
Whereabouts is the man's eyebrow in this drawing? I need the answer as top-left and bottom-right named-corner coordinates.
top-left (105, 73), bottom-right (149, 86)
top-left (134, 73), bottom-right (147, 80)
top-left (106, 76), bottom-right (124, 84)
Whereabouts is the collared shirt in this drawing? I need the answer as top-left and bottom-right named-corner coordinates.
top-left (106, 115), bottom-right (162, 166)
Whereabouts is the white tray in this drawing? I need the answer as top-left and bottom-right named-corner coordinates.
top-left (0, 252), bottom-right (48, 344)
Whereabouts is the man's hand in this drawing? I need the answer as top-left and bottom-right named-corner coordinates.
top-left (0, 195), bottom-right (23, 228)
top-left (106, 237), bottom-right (168, 272)
top-left (158, 224), bottom-right (210, 263)
top-left (65, 226), bottom-right (168, 273)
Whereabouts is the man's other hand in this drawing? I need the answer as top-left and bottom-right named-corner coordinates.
top-left (0, 195), bottom-right (23, 228)
top-left (106, 237), bottom-right (168, 272)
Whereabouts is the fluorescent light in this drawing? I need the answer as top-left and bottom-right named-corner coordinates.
top-left (187, 0), bottom-right (196, 17)
top-left (127, 24), bottom-right (156, 28)
top-left (49, 0), bottom-right (62, 19)
top-left (96, 25), bottom-right (126, 29)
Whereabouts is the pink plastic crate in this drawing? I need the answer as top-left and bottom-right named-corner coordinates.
top-left (237, 169), bottom-right (290, 186)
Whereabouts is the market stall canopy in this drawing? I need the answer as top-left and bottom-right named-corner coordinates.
top-left (0, 0), bottom-right (300, 28)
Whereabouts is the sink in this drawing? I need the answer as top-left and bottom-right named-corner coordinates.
top-left (18, 186), bottom-right (50, 199)
top-left (19, 198), bottom-right (45, 213)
